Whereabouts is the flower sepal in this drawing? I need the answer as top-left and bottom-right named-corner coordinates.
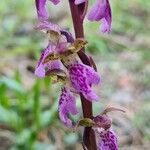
top-left (74, 118), bottom-right (95, 132)
top-left (45, 69), bottom-right (68, 83)
top-left (42, 38), bottom-right (88, 64)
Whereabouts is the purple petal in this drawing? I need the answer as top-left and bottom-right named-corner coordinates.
top-left (88, 0), bottom-right (106, 21)
top-left (93, 114), bottom-right (111, 129)
top-left (35, 0), bottom-right (48, 21)
top-left (87, 0), bottom-right (112, 33)
top-left (35, 64), bottom-right (45, 78)
top-left (85, 65), bottom-right (100, 85)
top-left (74, 0), bottom-right (86, 5)
top-left (48, 60), bottom-right (61, 70)
top-left (100, 18), bottom-right (109, 33)
top-left (69, 63), bottom-right (100, 101)
top-left (36, 21), bottom-right (61, 34)
top-left (58, 87), bottom-right (78, 127)
top-left (100, 0), bottom-right (111, 33)
top-left (35, 59), bottom-right (61, 78)
top-left (97, 130), bottom-right (118, 150)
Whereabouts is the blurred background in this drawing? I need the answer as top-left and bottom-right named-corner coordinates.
top-left (0, 0), bottom-right (150, 149)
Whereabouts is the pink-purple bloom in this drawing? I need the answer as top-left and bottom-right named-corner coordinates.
top-left (76, 113), bottom-right (119, 149)
top-left (34, 21), bottom-right (68, 77)
top-left (92, 114), bottom-right (118, 150)
top-left (58, 87), bottom-right (78, 127)
top-left (87, 0), bottom-right (112, 33)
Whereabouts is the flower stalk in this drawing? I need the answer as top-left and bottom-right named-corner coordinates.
top-left (34, 0), bottom-right (120, 149)
top-left (69, 0), bottom-right (97, 149)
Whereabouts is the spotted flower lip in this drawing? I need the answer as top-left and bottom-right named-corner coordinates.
top-left (68, 63), bottom-right (100, 101)
top-left (96, 129), bottom-right (118, 150)
top-left (87, 0), bottom-right (112, 33)
top-left (58, 86), bottom-right (78, 127)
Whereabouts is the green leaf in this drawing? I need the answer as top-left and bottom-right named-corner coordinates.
top-left (0, 106), bottom-right (19, 128)
top-left (34, 142), bottom-right (55, 150)
top-left (40, 100), bottom-right (58, 128)
top-left (0, 76), bottom-right (24, 93)
top-left (64, 133), bottom-right (78, 145)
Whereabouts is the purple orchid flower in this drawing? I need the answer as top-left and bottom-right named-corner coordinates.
top-left (75, 112), bottom-right (119, 149)
top-left (92, 114), bottom-right (118, 150)
top-left (87, 0), bottom-right (112, 33)
top-left (58, 86), bottom-right (78, 127)
top-left (92, 113), bottom-right (119, 150)
top-left (68, 63), bottom-right (100, 101)
top-left (96, 129), bottom-right (118, 150)
top-left (34, 21), bottom-right (68, 77)
top-left (34, 38), bottom-right (69, 77)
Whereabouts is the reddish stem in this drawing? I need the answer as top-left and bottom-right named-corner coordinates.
top-left (69, 1), bottom-right (97, 149)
